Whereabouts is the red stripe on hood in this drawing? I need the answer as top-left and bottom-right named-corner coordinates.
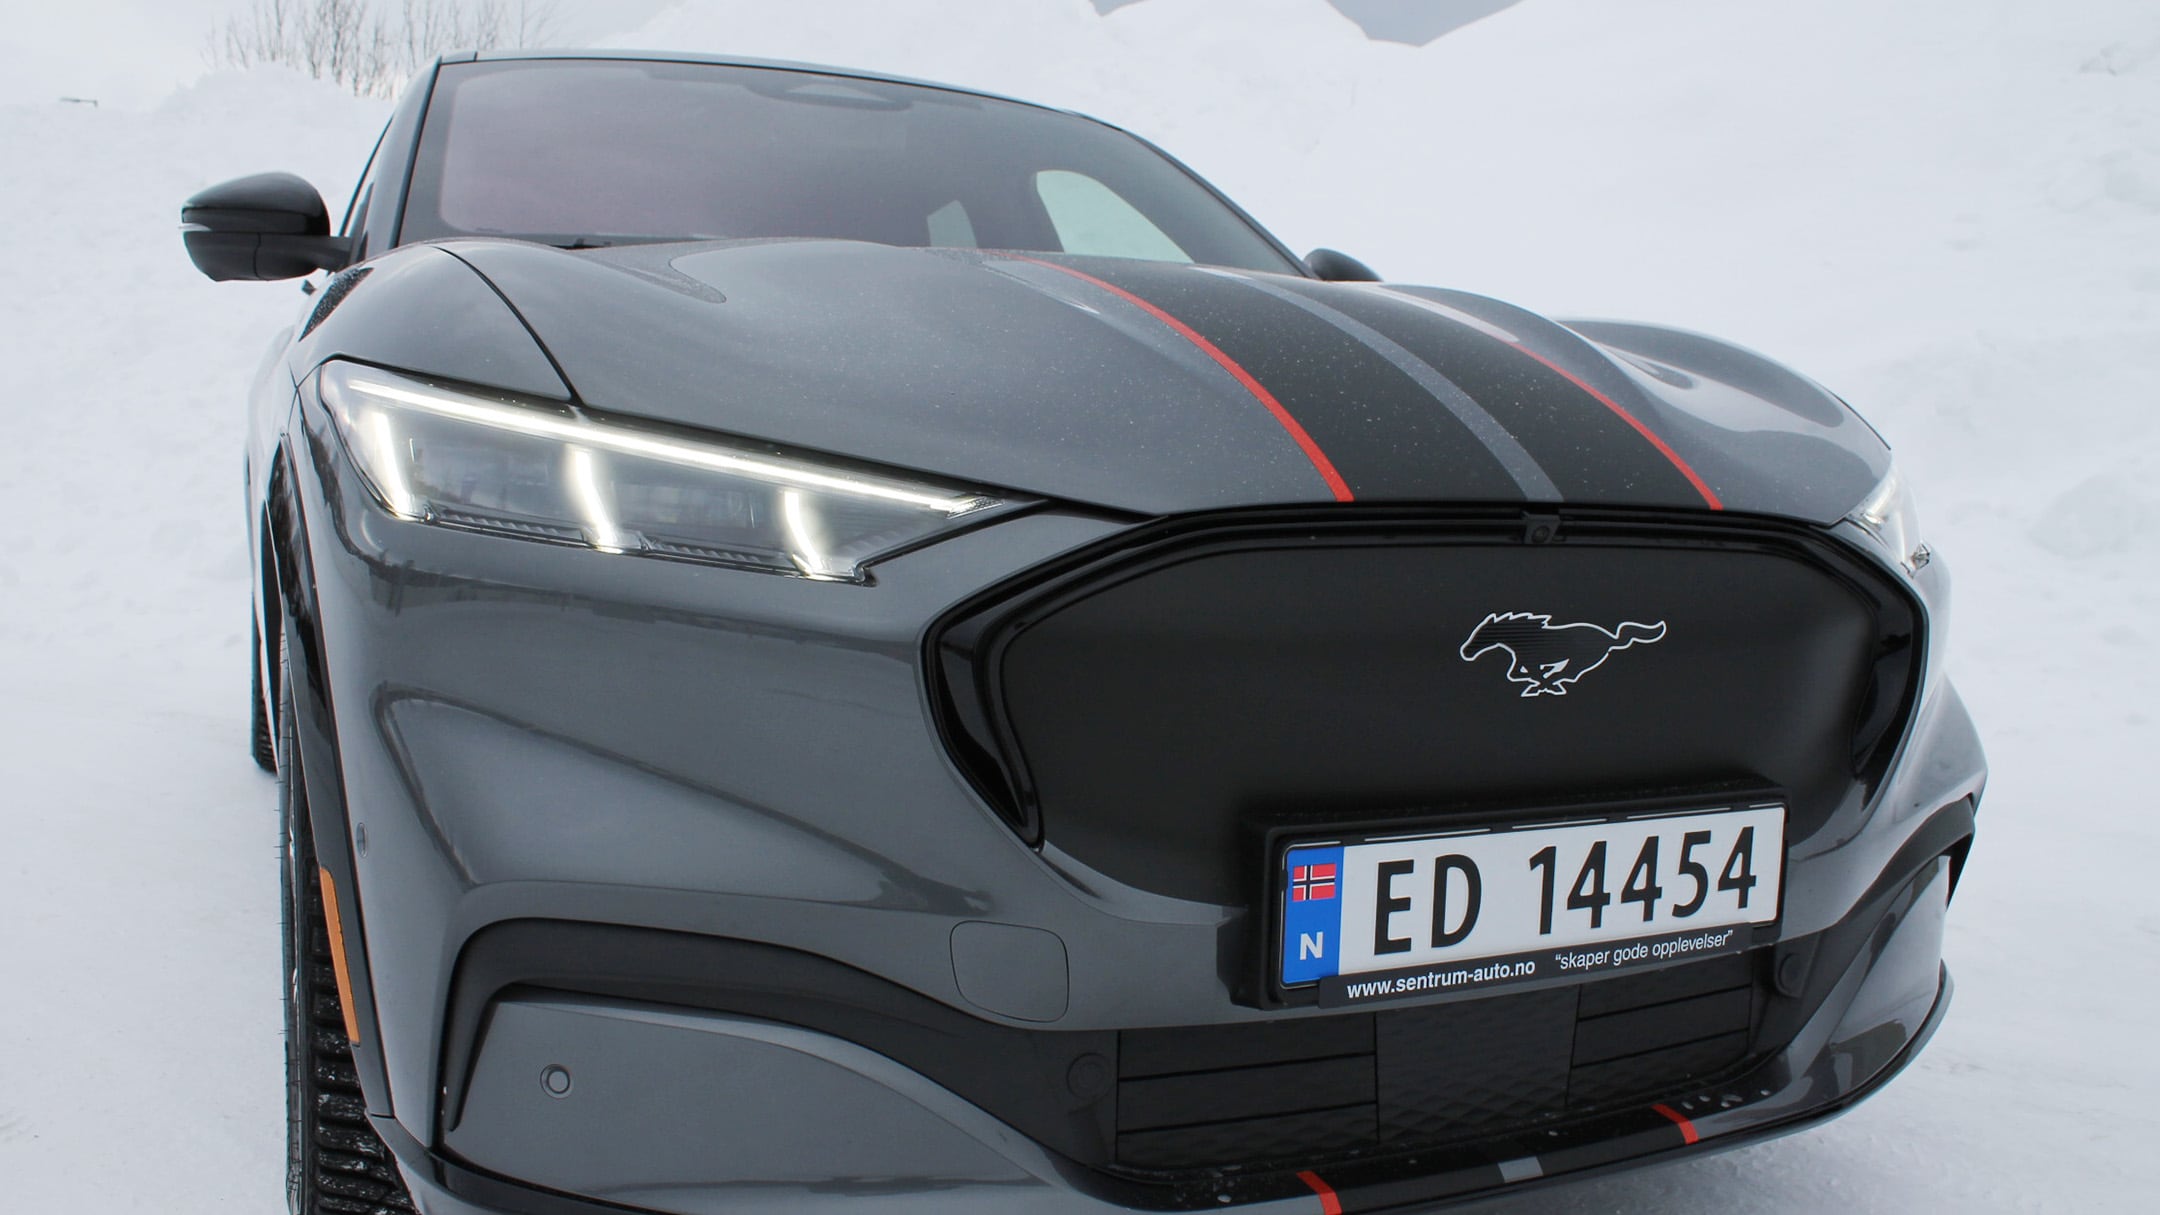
top-left (1505, 340), bottom-right (1724, 510)
top-left (1010, 257), bottom-right (1355, 502)
top-left (1384, 288), bottom-right (1723, 510)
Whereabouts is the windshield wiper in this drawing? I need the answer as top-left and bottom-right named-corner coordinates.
top-left (542, 234), bottom-right (719, 250)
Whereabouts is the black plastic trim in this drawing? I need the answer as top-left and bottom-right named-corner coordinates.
top-left (437, 922), bottom-right (1118, 1163)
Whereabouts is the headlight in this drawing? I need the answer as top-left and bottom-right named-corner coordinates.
top-left (317, 361), bottom-right (1013, 581)
top-left (1848, 465), bottom-right (1930, 575)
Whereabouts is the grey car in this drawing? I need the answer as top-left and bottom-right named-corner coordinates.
top-left (181, 49), bottom-right (1985, 1215)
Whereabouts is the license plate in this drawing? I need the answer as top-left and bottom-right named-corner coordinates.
top-left (1279, 803), bottom-right (1784, 1006)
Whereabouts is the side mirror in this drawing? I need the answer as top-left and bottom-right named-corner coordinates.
top-left (1304, 248), bottom-right (1382, 283)
top-left (181, 172), bottom-right (351, 282)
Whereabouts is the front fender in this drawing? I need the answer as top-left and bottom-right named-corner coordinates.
top-left (269, 434), bottom-right (401, 1121)
top-left (285, 243), bottom-right (568, 401)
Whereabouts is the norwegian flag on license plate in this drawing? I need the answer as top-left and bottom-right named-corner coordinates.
top-left (1290, 863), bottom-right (1337, 902)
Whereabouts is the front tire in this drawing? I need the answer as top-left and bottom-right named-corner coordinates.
top-left (278, 634), bottom-right (415, 1215)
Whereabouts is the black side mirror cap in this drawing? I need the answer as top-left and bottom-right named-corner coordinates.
top-left (1304, 248), bottom-right (1382, 282)
top-left (181, 172), bottom-right (351, 281)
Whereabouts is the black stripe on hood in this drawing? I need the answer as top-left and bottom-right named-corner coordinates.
top-left (1071, 259), bottom-right (1534, 503)
top-left (1202, 269), bottom-right (1562, 503)
top-left (1303, 282), bottom-right (1721, 508)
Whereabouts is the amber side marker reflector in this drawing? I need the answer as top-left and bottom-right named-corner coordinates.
top-left (317, 866), bottom-right (363, 1044)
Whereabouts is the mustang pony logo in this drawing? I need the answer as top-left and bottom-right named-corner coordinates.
top-left (1458, 613), bottom-right (1668, 697)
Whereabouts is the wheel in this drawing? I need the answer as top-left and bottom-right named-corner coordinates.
top-left (278, 633), bottom-right (416, 1215)
top-left (251, 620), bottom-right (277, 773)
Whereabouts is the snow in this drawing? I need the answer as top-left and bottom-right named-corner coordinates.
top-left (0, 66), bottom-right (393, 1212)
top-left (1090, 0), bottom-right (1524, 44)
top-left (2, 0), bottom-right (2155, 1210)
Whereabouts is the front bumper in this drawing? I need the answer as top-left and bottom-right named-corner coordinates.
top-left (282, 395), bottom-right (1984, 1214)
top-left (384, 849), bottom-right (1957, 1215)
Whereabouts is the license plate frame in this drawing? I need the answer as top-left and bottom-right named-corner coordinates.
top-left (1271, 798), bottom-right (1787, 1008)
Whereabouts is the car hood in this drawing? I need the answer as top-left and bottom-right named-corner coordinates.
top-left (442, 238), bottom-right (1888, 523)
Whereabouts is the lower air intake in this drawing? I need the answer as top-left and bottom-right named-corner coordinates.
top-left (1115, 952), bottom-right (1761, 1173)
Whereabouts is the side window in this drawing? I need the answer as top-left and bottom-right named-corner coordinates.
top-left (1033, 170), bottom-right (1192, 263)
top-left (340, 123), bottom-right (391, 256)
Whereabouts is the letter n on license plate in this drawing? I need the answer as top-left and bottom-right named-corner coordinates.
top-left (1279, 803), bottom-right (1784, 1007)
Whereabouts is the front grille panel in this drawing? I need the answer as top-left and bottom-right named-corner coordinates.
top-left (929, 509), bottom-right (1922, 906)
top-left (1114, 953), bottom-right (1761, 1174)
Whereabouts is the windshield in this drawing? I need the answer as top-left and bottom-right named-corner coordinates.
top-left (400, 58), bottom-right (1299, 273)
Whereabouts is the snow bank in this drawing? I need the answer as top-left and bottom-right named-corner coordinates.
top-left (0, 69), bottom-right (388, 1213)
top-left (1, 1), bottom-right (2155, 1210)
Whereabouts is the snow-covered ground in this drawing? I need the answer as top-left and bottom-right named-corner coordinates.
top-left (2, 0), bottom-right (2155, 1210)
